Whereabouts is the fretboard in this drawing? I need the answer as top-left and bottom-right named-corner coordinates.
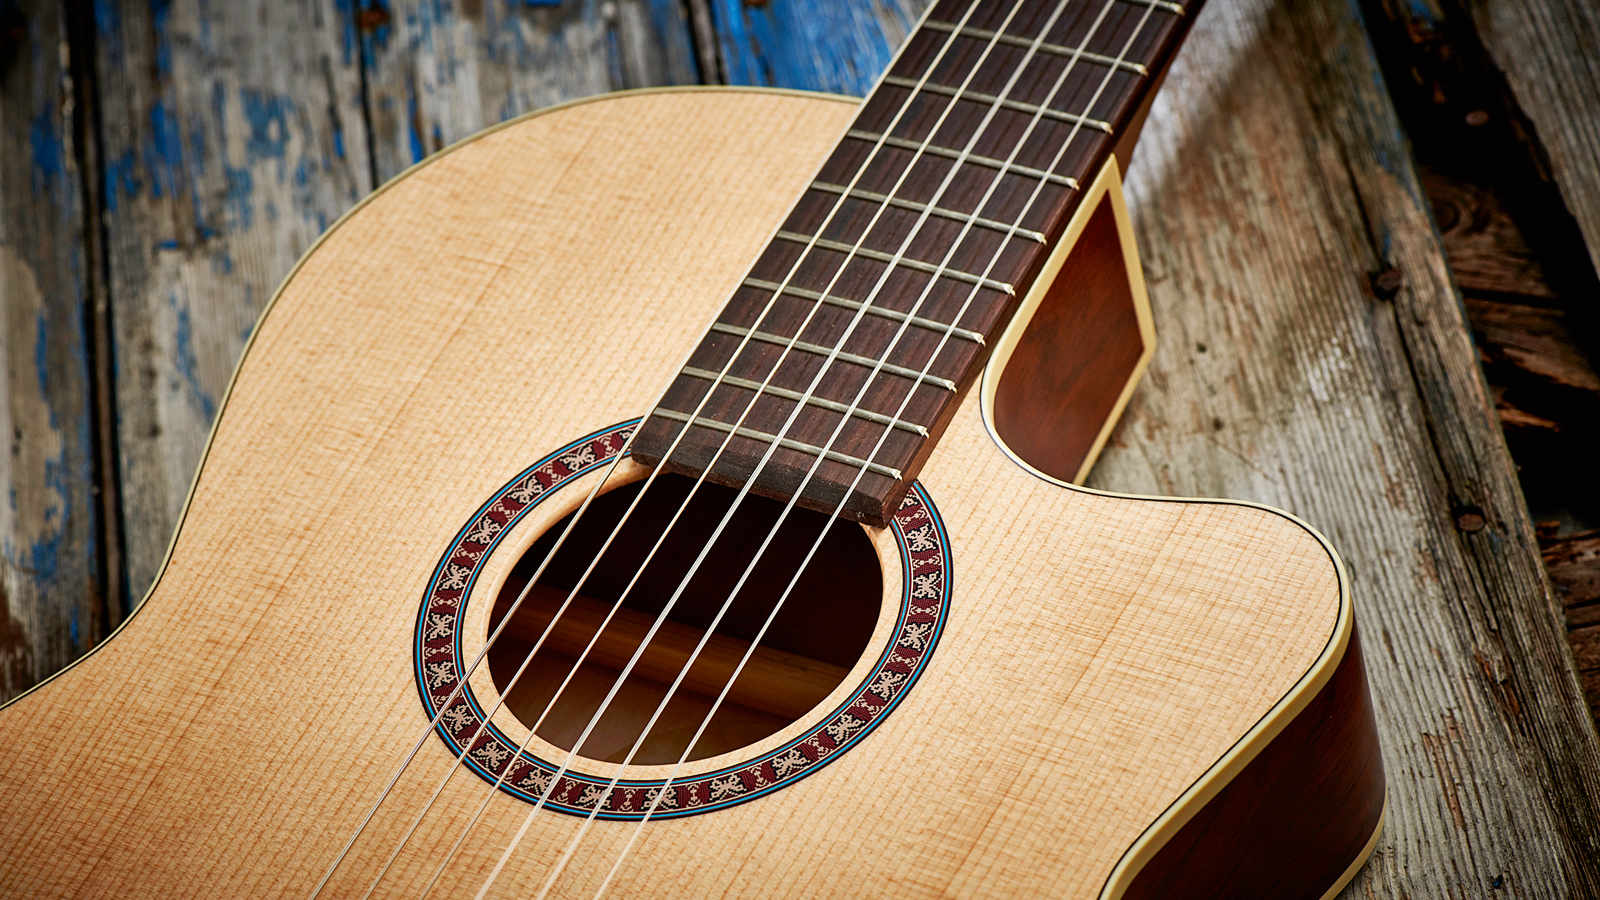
top-left (633, 0), bottom-right (1200, 526)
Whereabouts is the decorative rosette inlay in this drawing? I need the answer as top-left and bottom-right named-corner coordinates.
top-left (414, 421), bottom-right (952, 820)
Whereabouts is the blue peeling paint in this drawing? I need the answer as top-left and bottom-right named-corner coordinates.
top-left (333, 124), bottom-right (346, 159)
top-left (102, 149), bottom-right (136, 213)
top-left (145, 100), bottom-right (184, 199)
top-left (93, 0), bottom-right (118, 35)
top-left (211, 80), bottom-right (228, 146)
top-left (406, 82), bottom-right (425, 164)
top-left (29, 112), bottom-right (63, 196)
top-left (331, 0), bottom-right (358, 65)
top-left (212, 248), bottom-right (234, 275)
top-left (715, 0), bottom-right (907, 95)
top-left (188, 110), bottom-right (207, 176)
top-left (224, 166), bottom-right (254, 229)
top-left (150, 0), bottom-right (173, 78)
top-left (241, 89), bottom-right (293, 161)
top-left (171, 297), bottom-right (218, 422)
top-left (34, 316), bottom-right (53, 408)
top-left (92, 0), bottom-right (124, 71)
top-left (23, 315), bottom-right (67, 586)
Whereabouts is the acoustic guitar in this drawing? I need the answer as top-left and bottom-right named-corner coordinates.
top-left (0, 0), bottom-right (1386, 897)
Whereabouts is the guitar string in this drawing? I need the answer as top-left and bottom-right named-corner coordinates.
top-left (325, 2), bottom-right (993, 896)
top-left (557, 3), bottom-right (1162, 898)
top-left (423, 2), bottom-right (1068, 895)
top-left (475, 0), bottom-right (1158, 895)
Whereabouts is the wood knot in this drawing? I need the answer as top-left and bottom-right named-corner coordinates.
top-left (358, 1), bottom-right (391, 31)
top-left (1454, 505), bottom-right (1487, 533)
top-left (1369, 266), bottom-right (1405, 300)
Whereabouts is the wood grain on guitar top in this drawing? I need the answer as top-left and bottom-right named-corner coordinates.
top-left (0, 91), bottom-right (1365, 898)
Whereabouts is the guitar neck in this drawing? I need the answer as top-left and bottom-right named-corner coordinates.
top-left (633, 0), bottom-right (1201, 526)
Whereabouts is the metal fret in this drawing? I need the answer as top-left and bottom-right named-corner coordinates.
top-left (883, 76), bottom-right (1113, 133)
top-left (810, 180), bottom-right (1047, 244)
top-left (845, 129), bottom-right (1080, 190)
top-left (649, 409), bottom-right (905, 480)
top-left (679, 367), bottom-right (929, 437)
top-left (918, 20), bottom-right (1149, 76)
top-left (773, 231), bottom-right (1015, 296)
top-left (742, 277), bottom-right (986, 345)
top-left (1124, 0), bottom-right (1186, 14)
top-left (708, 323), bottom-right (958, 391)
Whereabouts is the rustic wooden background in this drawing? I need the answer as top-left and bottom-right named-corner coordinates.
top-left (3, 0), bottom-right (1599, 896)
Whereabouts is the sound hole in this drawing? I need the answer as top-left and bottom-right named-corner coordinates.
top-left (487, 474), bottom-right (882, 765)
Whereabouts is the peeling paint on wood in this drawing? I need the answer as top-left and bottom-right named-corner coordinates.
top-left (710, 0), bottom-right (927, 95)
top-left (94, 0), bottom-right (374, 602)
top-left (361, 0), bottom-right (698, 183)
top-left (0, 0), bottom-right (103, 701)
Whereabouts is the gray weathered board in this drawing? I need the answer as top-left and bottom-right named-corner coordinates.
top-left (1, 0), bottom-right (1598, 897)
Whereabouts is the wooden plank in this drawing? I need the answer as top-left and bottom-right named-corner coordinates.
top-left (709, 0), bottom-right (927, 95)
top-left (1467, 0), bottom-right (1600, 280)
top-left (93, 0), bottom-right (374, 603)
top-left (361, 0), bottom-right (698, 184)
top-left (1087, 0), bottom-right (1600, 896)
top-left (1426, 172), bottom-right (1556, 299)
top-left (0, 0), bottom-right (106, 702)
top-left (1542, 531), bottom-right (1600, 722)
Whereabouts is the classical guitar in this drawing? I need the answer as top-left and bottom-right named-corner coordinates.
top-left (0, 0), bottom-right (1385, 897)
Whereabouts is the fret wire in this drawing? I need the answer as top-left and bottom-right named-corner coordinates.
top-left (742, 276), bottom-right (986, 345)
top-left (1124, 0), bottom-right (1185, 14)
top-left (883, 75), bottom-right (1114, 133)
top-left (919, 19), bottom-right (1148, 76)
top-left (774, 230), bottom-right (1016, 296)
top-left (649, 408), bottom-right (905, 480)
top-left (810, 180), bottom-right (1047, 244)
top-left (679, 366), bottom-right (930, 437)
top-left (845, 129), bottom-right (1080, 190)
top-left (709, 322), bottom-right (958, 391)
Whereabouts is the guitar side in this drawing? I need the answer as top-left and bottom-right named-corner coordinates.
top-left (0, 89), bottom-right (1381, 899)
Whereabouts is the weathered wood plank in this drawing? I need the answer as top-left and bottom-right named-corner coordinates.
top-left (1427, 172), bottom-right (1556, 299)
top-left (709, 0), bottom-right (926, 95)
top-left (93, 0), bottom-right (374, 602)
top-left (0, 0), bottom-right (106, 702)
top-left (361, 0), bottom-right (698, 184)
top-left (1089, 1), bottom-right (1600, 896)
top-left (1467, 0), bottom-right (1600, 279)
top-left (1542, 531), bottom-right (1600, 722)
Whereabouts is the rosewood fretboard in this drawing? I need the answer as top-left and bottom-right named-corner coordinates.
top-left (633, 0), bottom-right (1200, 526)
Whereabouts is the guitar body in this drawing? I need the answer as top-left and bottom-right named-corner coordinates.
top-left (0, 90), bottom-right (1383, 899)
